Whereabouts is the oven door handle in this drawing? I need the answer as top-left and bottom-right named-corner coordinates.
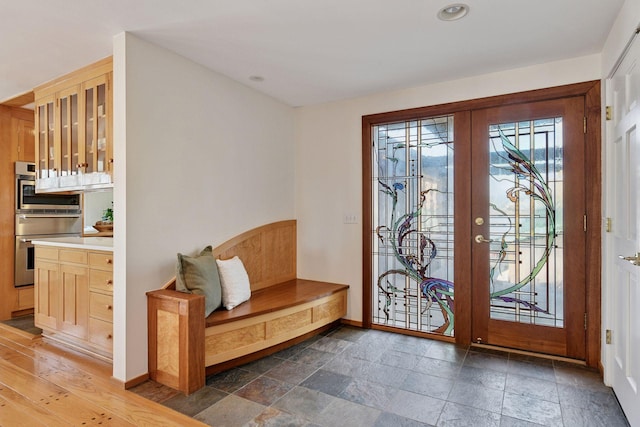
top-left (20, 238), bottom-right (32, 244)
top-left (18, 214), bottom-right (81, 219)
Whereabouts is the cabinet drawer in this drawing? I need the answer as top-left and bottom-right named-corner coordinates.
top-left (89, 317), bottom-right (113, 352)
top-left (35, 247), bottom-right (58, 261)
top-left (89, 269), bottom-right (113, 293)
top-left (59, 249), bottom-right (88, 264)
top-left (88, 252), bottom-right (113, 271)
top-left (90, 292), bottom-right (113, 322)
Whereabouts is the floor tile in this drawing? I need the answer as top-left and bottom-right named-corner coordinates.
top-left (309, 336), bottom-right (352, 354)
top-left (457, 365), bottom-right (507, 391)
top-left (300, 369), bottom-right (352, 397)
top-left (194, 394), bottom-right (265, 427)
top-left (339, 377), bottom-right (399, 408)
top-left (423, 342), bottom-right (467, 364)
top-left (388, 334), bottom-right (433, 356)
top-left (385, 389), bottom-right (446, 425)
top-left (127, 380), bottom-right (179, 403)
top-left (246, 406), bottom-right (310, 427)
top-left (436, 401), bottom-right (500, 427)
top-left (507, 359), bottom-right (556, 383)
top-left (505, 372), bottom-right (559, 403)
top-left (236, 376), bottom-right (294, 406)
top-left (162, 386), bottom-right (227, 417)
top-left (373, 412), bottom-right (435, 427)
top-left (447, 381), bottom-right (504, 414)
top-left (463, 351), bottom-right (509, 373)
top-left (326, 325), bottom-right (369, 342)
top-left (359, 361), bottom-right (411, 388)
top-left (553, 364), bottom-right (610, 392)
top-left (414, 356), bottom-right (462, 379)
top-left (289, 348), bottom-right (335, 369)
top-left (243, 356), bottom-right (285, 374)
top-left (556, 383), bottom-right (619, 412)
top-left (272, 386), bottom-right (335, 420)
top-left (560, 403), bottom-right (630, 427)
top-left (499, 415), bottom-right (545, 426)
top-left (502, 391), bottom-right (562, 426)
top-left (343, 340), bottom-right (389, 362)
top-left (264, 359), bottom-right (318, 385)
top-left (323, 353), bottom-right (373, 378)
top-left (206, 368), bottom-right (260, 393)
top-left (376, 348), bottom-right (421, 370)
top-left (400, 371), bottom-right (454, 400)
top-left (313, 396), bottom-right (381, 427)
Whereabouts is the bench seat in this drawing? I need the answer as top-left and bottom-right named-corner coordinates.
top-left (146, 220), bottom-right (349, 395)
top-left (205, 279), bottom-right (348, 327)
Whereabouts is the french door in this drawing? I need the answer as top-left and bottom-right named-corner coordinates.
top-left (364, 83), bottom-right (598, 361)
top-left (470, 98), bottom-right (586, 358)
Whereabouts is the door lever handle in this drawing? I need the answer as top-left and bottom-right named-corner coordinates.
top-left (618, 253), bottom-right (640, 266)
top-left (474, 234), bottom-right (493, 244)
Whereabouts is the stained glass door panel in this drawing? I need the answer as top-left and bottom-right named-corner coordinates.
top-left (471, 99), bottom-right (586, 358)
top-left (372, 115), bottom-right (455, 336)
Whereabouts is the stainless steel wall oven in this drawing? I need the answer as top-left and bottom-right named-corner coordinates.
top-left (14, 162), bottom-right (81, 287)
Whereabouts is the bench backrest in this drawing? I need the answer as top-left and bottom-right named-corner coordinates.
top-left (163, 220), bottom-right (297, 293)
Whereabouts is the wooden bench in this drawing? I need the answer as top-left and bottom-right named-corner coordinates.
top-left (146, 220), bottom-right (349, 394)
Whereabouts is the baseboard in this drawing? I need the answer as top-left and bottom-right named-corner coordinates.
top-left (116, 372), bottom-right (149, 389)
top-left (340, 318), bottom-right (363, 328)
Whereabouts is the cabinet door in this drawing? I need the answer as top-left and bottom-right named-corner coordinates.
top-left (34, 260), bottom-right (59, 330)
top-left (58, 263), bottom-right (89, 339)
top-left (34, 94), bottom-right (57, 179)
top-left (82, 74), bottom-right (110, 174)
top-left (58, 85), bottom-right (80, 177)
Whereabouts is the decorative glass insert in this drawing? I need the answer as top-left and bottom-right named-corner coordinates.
top-left (488, 118), bottom-right (564, 327)
top-left (372, 116), bottom-right (455, 336)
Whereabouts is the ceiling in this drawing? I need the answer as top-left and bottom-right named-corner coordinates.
top-left (0, 0), bottom-right (625, 107)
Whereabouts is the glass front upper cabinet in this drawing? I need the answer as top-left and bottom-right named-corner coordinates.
top-left (83, 74), bottom-right (110, 174)
top-left (34, 94), bottom-right (56, 179)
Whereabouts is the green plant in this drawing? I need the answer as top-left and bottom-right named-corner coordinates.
top-left (102, 207), bottom-right (113, 223)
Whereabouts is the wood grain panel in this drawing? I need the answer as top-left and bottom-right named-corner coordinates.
top-left (88, 251), bottom-right (113, 270)
top-left (266, 309), bottom-right (312, 339)
top-left (89, 269), bottom-right (113, 293)
top-left (89, 292), bottom-right (113, 322)
top-left (59, 249), bottom-right (87, 264)
top-left (206, 323), bottom-right (265, 356)
top-left (156, 310), bottom-right (179, 378)
top-left (17, 287), bottom-right (34, 310)
top-left (87, 318), bottom-right (113, 352)
top-left (36, 247), bottom-right (59, 261)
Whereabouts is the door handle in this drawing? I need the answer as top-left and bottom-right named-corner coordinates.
top-left (618, 253), bottom-right (640, 266)
top-left (474, 234), bottom-right (493, 243)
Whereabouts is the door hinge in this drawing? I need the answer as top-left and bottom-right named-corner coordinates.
top-left (605, 217), bottom-right (612, 233)
top-left (584, 313), bottom-right (588, 330)
top-left (606, 106), bottom-right (612, 121)
top-left (583, 214), bottom-right (587, 232)
top-left (606, 329), bottom-right (612, 344)
top-left (584, 117), bottom-right (587, 134)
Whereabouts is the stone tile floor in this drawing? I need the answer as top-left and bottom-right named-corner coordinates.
top-left (130, 326), bottom-right (630, 427)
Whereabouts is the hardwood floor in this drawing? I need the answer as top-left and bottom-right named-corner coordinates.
top-left (0, 324), bottom-right (205, 426)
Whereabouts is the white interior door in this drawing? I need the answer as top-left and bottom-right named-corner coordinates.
top-left (606, 34), bottom-right (640, 426)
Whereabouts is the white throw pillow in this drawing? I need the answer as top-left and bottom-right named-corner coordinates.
top-left (216, 256), bottom-right (251, 310)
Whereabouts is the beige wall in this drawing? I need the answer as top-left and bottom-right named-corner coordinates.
top-left (294, 54), bottom-right (602, 323)
top-left (112, 33), bottom-right (296, 381)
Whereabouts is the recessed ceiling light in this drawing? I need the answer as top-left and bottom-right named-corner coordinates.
top-left (437, 3), bottom-right (469, 21)
top-left (249, 75), bottom-right (265, 82)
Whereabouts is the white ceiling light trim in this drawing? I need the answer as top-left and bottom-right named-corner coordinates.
top-left (437, 3), bottom-right (469, 21)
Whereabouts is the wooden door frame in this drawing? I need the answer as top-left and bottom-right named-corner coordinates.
top-left (362, 80), bottom-right (601, 368)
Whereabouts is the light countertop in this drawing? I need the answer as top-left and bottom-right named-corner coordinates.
top-left (31, 236), bottom-right (114, 252)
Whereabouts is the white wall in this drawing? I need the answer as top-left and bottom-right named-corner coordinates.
top-left (112, 33), bottom-right (296, 381)
top-left (295, 54), bottom-right (602, 323)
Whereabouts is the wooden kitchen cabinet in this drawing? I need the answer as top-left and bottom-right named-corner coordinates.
top-left (34, 245), bottom-right (113, 360)
top-left (33, 57), bottom-right (113, 188)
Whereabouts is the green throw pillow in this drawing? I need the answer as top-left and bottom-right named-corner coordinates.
top-left (175, 245), bottom-right (222, 316)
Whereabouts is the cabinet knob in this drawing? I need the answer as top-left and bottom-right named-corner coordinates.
top-left (106, 258), bottom-right (112, 264)
top-left (76, 163), bottom-right (82, 168)
top-left (107, 334), bottom-right (112, 339)
top-left (106, 305), bottom-right (112, 310)
top-left (109, 158), bottom-right (114, 164)
top-left (106, 279), bottom-right (113, 285)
